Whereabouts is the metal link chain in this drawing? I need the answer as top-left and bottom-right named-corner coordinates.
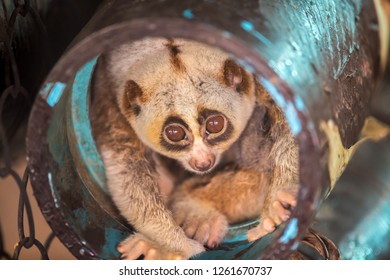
top-left (0, 0), bottom-right (54, 260)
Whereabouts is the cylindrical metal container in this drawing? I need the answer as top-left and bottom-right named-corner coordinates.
top-left (26, 0), bottom-right (389, 259)
top-left (312, 0), bottom-right (390, 260)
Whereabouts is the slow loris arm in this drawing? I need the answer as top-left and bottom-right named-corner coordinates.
top-left (100, 143), bottom-right (203, 259)
top-left (246, 100), bottom-right (299, 241)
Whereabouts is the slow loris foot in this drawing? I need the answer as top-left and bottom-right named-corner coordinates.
top-left (117, 233), bottom-right (202, 260)
top-left (247, 190), bottom-right (297, 242)
top-left (172, 200), bottom-right (229, 249)
top-left (170, 169), bottom-right (268, 248)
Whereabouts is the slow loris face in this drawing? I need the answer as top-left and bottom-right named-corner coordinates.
top-left (115, 39), bottom-right (257, 174)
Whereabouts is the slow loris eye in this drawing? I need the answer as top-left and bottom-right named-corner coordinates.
top-left (165, 125), bottom-right (186, 142)
top-left (206, 115), bottom-right (225, 134)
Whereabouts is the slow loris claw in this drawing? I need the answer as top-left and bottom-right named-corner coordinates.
top-left (117, 233), bottom-right (153, 260)
top-left (117, 233), bottom-right (202, 260)
top-left (247, 190), bottom-right (297, 242)
top-left (184, 212), bottom-right (228, 249)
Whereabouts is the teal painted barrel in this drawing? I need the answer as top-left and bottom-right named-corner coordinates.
top-left (314, 136), bottom-right (390, 260)
top-left (26, 0), bottom-right (389, 259)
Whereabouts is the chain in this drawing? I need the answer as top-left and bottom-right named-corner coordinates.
top-left (0, 0), bottom-right (53, 260)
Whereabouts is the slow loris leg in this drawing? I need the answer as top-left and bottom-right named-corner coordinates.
top-left (169, 168), bottom-right (270, 248)
top-left (243, 85), bottom-right (299, 242)
top-left (245, 94), bottom-right (299, 242)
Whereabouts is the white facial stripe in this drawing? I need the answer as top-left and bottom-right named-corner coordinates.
top-left (191, 138), bottom-right (211, 157)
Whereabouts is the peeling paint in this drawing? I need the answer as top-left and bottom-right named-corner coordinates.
top-left (285, 102), bottom-right (302, 135)
top-left (101, 227), bottom-right (127, 259)
top-left (73, 209), bottom-right (88, 229)
top-left (240, 20), bottom-right (273, 47)
top-left (222, 31), bottom-right (232, 38)
top-left (183, 9), bottom-right (194, 19)
top-left (280, 218), bottom-right (298, 244)
top-left (291, 241), bottom-right (300, 250)
top-left (41, 82), bottom-right (53, 97)
top-left (48, 172), bottom-right (59, 208)
top-left (294, 95), bottom-right (305, 111)
top-left (47, 82), bottom-right (66, 107)
top-left (321, 117), bottom-right (390, 190)
top-left (70, 56), bottom-right (107, 190)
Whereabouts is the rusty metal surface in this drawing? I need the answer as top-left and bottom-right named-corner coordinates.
top-left (301, 229), bottom-right (341, 260)
top-left (26, 0), bottom-right (387, 260)
top-left (287, 228), bottom-right (341, 260)
top-left (314, 136), bottom-right (390, 260)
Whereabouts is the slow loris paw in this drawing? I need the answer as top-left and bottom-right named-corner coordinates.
top-left (117, 233), bottom-right (198, 260)
top-left (247, 190), bottom-right (297, 242)
top-left (117, 233), bottom-right (153, 260)
top-left (174, 209), bottom-right (229, 249)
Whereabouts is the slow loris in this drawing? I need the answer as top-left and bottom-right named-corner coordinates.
top-left (90, 37), bottom-right (298, 259)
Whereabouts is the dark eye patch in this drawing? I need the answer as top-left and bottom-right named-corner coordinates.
top-left (198, 109), bottom-right (233, 145)
top-left (206, 123), bottom-right (233, 145)
top-left (197, 109), bottom-right (224, 124)
top-left (160, 116), bottom-right (191, 151)
top-left (163, 116), bottom-right (189, 130)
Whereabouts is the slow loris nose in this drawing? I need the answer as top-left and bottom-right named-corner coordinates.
top-left (189, 156), bottom-right (215, 172)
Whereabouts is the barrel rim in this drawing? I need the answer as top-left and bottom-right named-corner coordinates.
top-left (27, 16), bottom-right (321, 260)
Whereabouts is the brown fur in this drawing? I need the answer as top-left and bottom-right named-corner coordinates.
top-left (168, 81), bottom-right (299, 247)
top-left (123, 80), bottom-right (145, 117)
top-left (91, 59), bottom-right (145, 158)
top-left (166, 39), bottom-right (186, 73)
top-left (222, 59), bottom-right (252, 95)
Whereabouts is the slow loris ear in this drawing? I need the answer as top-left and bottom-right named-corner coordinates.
top-left (223, 59), bottom-right (242, 88)
top-left (123, 80), bottom-right (143, 116)
top-left (223, 59), bottom-right (251, 94)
